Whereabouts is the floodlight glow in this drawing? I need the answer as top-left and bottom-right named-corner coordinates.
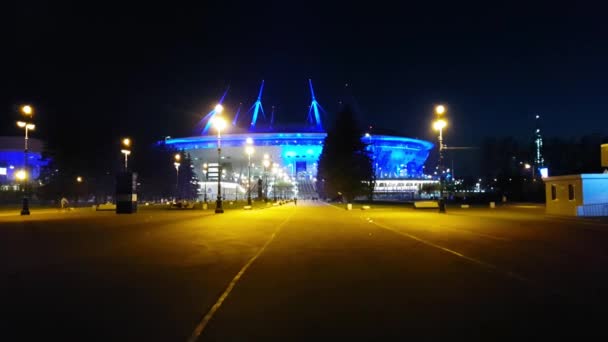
top-left (435, 105), bottom-right (446, 115)
top-left (16, 169), bottom-right (27, 180)
top-left (214, 104), bottom-right (224, 114)
top-left (212, 116), bottom-right (227, 131)
top-left (433, 119), bottom-right (447, 130)
top-left (17, 121), bottom-right (26, 128)
top-left (174, 153), bottom-right (181, 161)
top-left (76, 176), bottom-right (83, 183)
top-left (246, 137), bottom-right (253, 144)
top-left (122, 138), bottom-right (131, 147)
top-left (21, 105), bottom-right (33, 115)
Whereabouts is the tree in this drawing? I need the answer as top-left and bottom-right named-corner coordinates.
top-left (317, 105), bottom-right (374, 202)
top-left (177, 152), bottom-right (199, 200)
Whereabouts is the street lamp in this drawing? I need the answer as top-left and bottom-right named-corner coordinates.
top-left (16, 105), bottom-right (35, 215)
top-left (272, 165), bottom-right (279, 202)
top-left (174, 153), bottom-right (181, 200)
top-left (121, 137), bottom-right (131, 171)
top-left (202, 163), bottom-right (208, 203)
top-left (212, 112), bottom-right (227, 214)
top-left (432, 105), bottom-right (447, 213)
top-left (245, 141), bottom-right (255, 205)
top-left (263, 155), bottom-right (270, 202)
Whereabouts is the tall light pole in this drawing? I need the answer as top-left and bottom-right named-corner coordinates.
top-left (17, 105), bottom-right (35, 215)
top-left (245, 138), bottom-right (255, 205)
top-left (272, 164), bottom-right (279, 202)
top-left (263, 154), bottom-right (270, 202)
top-left (212, 104), bottom-right (227, 214)
top-left (121, 138), bottom-right (131, 171)
top-left (432, 105), bottom-right (447, 213)
top-left (174, 153), bottom-right (181, 200)
top-left (202, 163), bottom-right (208, 203)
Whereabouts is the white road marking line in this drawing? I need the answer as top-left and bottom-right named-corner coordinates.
top-left (432, 225), bottom-right (512, 241)
top-left (368, 219), bottom-right (532, 284)
top-left (187, 208), bottom-right (296, 342)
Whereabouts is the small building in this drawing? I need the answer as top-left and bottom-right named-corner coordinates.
top-left (544, 174), bottom-right (608, 216)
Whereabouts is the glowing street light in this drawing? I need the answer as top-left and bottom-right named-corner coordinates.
top-left (435, 105), bottom-right (446, 115)
top-left (174, 153), bottom-right (181, 199)
top-left (432, 119), bottom-right (447, 131)
top-left (21, 105), bottom-right (33, 116)
top-left (245, 141), bottom-right (255, 205)
top-left (121, 137), bottom-right (131, 170)
top-left (432, 105), bottom-right (447, 213)
top-left (213, 111), bottom-right (227, 214)
top-left (16, 169), bottom-right (27, 181)
top-left (76, 176), bottom-right (83, 183)
top-left (16, 105), bottom-right (36, 215)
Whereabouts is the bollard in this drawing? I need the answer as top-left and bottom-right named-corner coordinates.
top-left (346, 203), bottom-right (353, 210)
top-left (202, 202), bottom-right (208, 210)
top-left (490, 201), bottom-right (496, 208)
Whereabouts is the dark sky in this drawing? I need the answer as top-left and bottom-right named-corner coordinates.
top-left (3, 1), bottom-right (608, 175)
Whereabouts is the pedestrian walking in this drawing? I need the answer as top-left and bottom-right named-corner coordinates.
top-left (60, 197), bottom-right (69, 210)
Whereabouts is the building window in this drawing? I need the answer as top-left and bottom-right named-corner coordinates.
top-left (568, 184), bottom-right (575, 201)
top-left (551, 185), bottom-right (557, 200)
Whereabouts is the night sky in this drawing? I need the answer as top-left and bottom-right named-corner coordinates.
top-left (3, 2), bottom-right (607, 175)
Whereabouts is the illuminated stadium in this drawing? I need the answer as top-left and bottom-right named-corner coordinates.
top-left (159, 81), bottom-right (435, 199)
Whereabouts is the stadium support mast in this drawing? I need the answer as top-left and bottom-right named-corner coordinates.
top-left (232, 103), bottom-right (242, 126)
top-left (249, 80), bottom-right (265, 130)
top-left (307, 79), bottom-right (325, 131)
top-left (270, 106), bottom-right (275, 129)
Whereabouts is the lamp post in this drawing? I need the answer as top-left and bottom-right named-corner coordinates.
top-left (245, 138), bottom-right (255, 205)
top-left (263, 155), bottom-right (270, 202)
top-left (272, 165), bottom-right (279, 202)
top-left (202, 163), bottom-right (208, 203)
top-left (174, 153), bottom-right (181, 200)
top-left (17, 105), bottom-right (35, 215)
top-left (121, 138), bottom-right (131, 171)
top-left (212, 105), bottom-right (227, 214)
top-left (432, 105), bottom-right (447, 213)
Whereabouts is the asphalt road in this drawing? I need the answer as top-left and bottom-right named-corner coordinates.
top-left (2, 202), bottom-right (608, 341)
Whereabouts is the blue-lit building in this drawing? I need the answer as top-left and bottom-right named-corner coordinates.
top-left (157, 80), bottom-right (434, 199)
top-left (162, 131), bottom-right (433, 180)
top-left (0, 136), bottom-right (48, 189)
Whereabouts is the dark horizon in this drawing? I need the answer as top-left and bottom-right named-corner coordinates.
top-left (3, 2), bottom-right (608, 176)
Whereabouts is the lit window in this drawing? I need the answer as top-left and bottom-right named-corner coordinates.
top-left (0, 167), bottom-right (6, 176)
top-left (551, 185), bottom-right (557, 200)
top-left (568, 184), bottom-right (575, 201)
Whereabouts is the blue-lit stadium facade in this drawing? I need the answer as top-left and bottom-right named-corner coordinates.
top-left (162, 132), bottom-right (433, 181)
top-left (159, 80), bottom-right (434, 198)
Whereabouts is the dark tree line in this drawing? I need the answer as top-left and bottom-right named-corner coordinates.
top-left (37, 142), bottom-right (200, 203)
top-left (479, 134), bottom-right (608, 202)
